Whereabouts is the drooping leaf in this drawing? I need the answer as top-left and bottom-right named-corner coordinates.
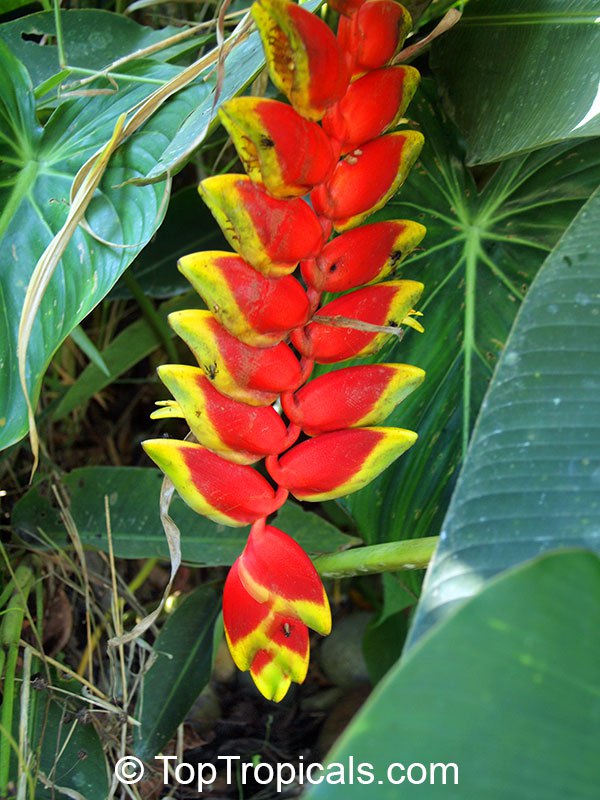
top-left (334, 80), bottom-right (600, 545)
top-left (431, 0), bottom-right (600, 164)
top-left (11, 467), bottom-right (358, 565)
top-left (408, 185), bottom-right (600, 643)
top-left (0, 9), bottom-right (205, 91)
top-left (0, 43), bottom-right (204, 452)
top-left (134, 585), bottom-right (220, 760)
top-left (305, 550), bottom-right (600, 800)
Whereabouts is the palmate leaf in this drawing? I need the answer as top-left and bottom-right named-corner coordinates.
top-left (430, 0), bottom-right (600, 164)
top-left (338, 81), bottom-right (600, 545)
top-left (407, 185), bottom-right (600, 643)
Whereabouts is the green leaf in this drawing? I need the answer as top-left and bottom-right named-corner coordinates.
top-left (110, 186), bottom-right (228, 299)
top-left (0, 9), bottom-right (202, 91)
top-left (305, 550), bottom-right (600, 800)
top-left (32, 692), bottom-right (109, 800)
top-left (408, 185), bottom-right (600, 643)
top-left (11, 467), bottom-right (358, 565)
top-left (135, 584), bottom-right (220, 760)
top-left (337, 81), bottom-right (600, 545)
top-left (430, 0), bottom-right (600, 164)
top-left (0, 43), bottom-right (203, 452)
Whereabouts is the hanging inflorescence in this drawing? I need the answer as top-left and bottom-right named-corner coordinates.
top-left (143, 0), bottom-right (426, 702)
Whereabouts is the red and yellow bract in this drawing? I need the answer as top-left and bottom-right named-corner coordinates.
top-left (143, 0), bottom-right (427, 702)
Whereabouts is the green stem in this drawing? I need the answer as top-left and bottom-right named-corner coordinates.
top-left (313, 536), bottom-right (439, 578)
top-left (0, 645), bottom-right (19, 795)
top-left (53, 0), bottom-right (66, 69)
top-left (462, 226), bottom-right (479, 456)
top-left (122, 271), bottom-right (179, 363)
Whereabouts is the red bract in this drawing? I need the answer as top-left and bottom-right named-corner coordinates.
top-left (252, 0), bottom-right (348, 120)
top-left (145, 0), bottom-right (427, 702)
top-left (178, 251), bottom-right (310, 346)
top-left (322, 65), bottom-right (420, 153)
top-left (338, 0), bottom-right (412, 75)
top-left (310, 131), bottom-right (424, 231)
top-left (301, 219), bottom-right (426, 292)
top-left (220, 98), bottom-right (337, 197)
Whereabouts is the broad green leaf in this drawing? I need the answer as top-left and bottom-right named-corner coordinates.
top-left (135, 585), bottom-right (220, 760)
top-left (32, 692), bottom-right (109, 800)
top-left (110, 186), bottom-right (228, 299)
top-left (430, 0), bottom-right (600, 164)
top-left (408, 186), bottom-right (600, 642)
top-left (11, 467), bottom-right (358, 564)
top-left (0, 43), bottom-right (203, 452)
top-left (337, 81), bottom-right (600, 545)
top-left (0, 9), bottom-right (203, 90)
top-left (141, 0), bottom-right (322, 183)
top-left (306, 550), bottom-right (600, 800)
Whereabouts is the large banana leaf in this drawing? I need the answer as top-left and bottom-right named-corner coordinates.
top-left (431, 0), bottom-right (600, 164)
top-left (339, 82), bottom-right (600, 545)
top-left (306, 550), bottom-right (600, 800)
top-left (407, 185), bottom-right (600, 643)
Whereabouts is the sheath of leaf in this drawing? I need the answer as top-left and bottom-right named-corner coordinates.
top-left (301, 219), bottom-right (426, 293)
top-left (310, 131), bottom-right (424, 232)
top-left (219, 98), bottom-right (337, 198)
top-left (337, 0), bottom-right (412, 76)
top-left (291, 280), bottom-right (424, 363)
top-left (266, 426), bottom-right (418, 502)
top-left (322, 66), bottom-right (420, 154)
top-left (153, 365), bottom-right (299, 464)
top-left (200, 175), bottom-right (324, 276)
top-left (141, 440), bottom-right (288, 526)
top-left (169, 309), bottom-right (303, 405)
top-left (224, 521), bottom-right (331, 701)
top-left (252, 0), bottom-right (348, 121)
top-left (178, 251), bottom-right (310, 346)
top-left (281, 363), bottom-right (425, 435)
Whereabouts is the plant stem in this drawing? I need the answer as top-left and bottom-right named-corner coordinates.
top-left (122, 271), bottom-right (179, 363)
top-left (313, 536), bottom-right (439, 578)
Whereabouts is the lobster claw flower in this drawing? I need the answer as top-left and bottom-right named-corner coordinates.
top-left (219, 98), bottom-right (337, 198)
top-left (169, 310), bottom-right (303, 405)
top-left (322, 66), bottom-right (420, 153)
top-left (200, 175), bottom-right (324, 276)
top-left (178, 251), bottom-right (310, 347)
top-left (266, 427), bottom-right (417, 501)
top-left (310, 131), bottom-right (424, 231)
top-left (142, 440), bottom-right (288, 526)
top-left (252, 0), bottom-right (348, 121)
top-left (300, 219), bottom-right (426, 292)
top-left (290, 280), bottom-right (424, 363)
top-left (155, 365), bottom-right (299, 464)
top-left (223, 520), bottom-right (331, 701)
top-left (338, 0), bottom-right (412, 76)
top-left (327, 0), bottom-right (365, 16)
top-left (281, 363), bottom-right (425, 435)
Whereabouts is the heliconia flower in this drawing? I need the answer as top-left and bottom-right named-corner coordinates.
top-left (178, 251), bottom-right (310, 347)
top-left (223, 521), bottom-right (330, 700)
top-left (200, 175), bottom-right (324, 276)
top-left (300, 219), bottom-right (426, 292)
top-left (141, 439), bottom-right (288, 526)
top-left (219, 98), bottom-right (337, 198)
top-left (326, 0), bottom-right (365, 16)
top-left (310, 131), bottom-right (424, 231)
top-left (266, 426), bottom-right (418, 501)
top-left (169, 309), bottom-right (303, 405)
top-left (291, 280), bottom-right (424, 363)
top-left (252, 0), bottom-right (348, 121)
top-left (281, 363), bottom-right (425, 435)
top-left (337, 0), bottom-right (412, 76)
top-left (154, 365), bottom-right (299, 464)
top-left (322, 66), bottom-right (420, 153)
